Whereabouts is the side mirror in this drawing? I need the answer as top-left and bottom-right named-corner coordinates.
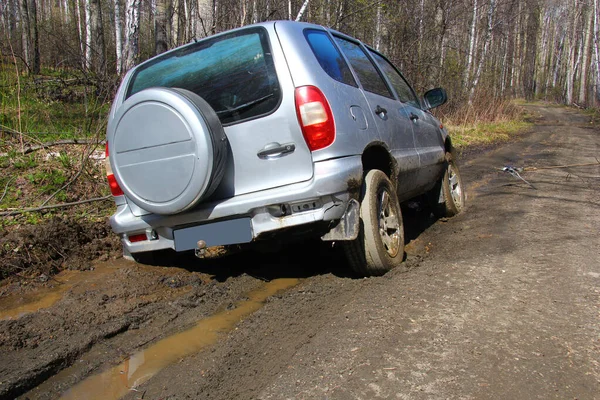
top-left (423, 87), bottom-right (447, 110)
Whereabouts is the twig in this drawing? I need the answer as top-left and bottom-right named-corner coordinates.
top-left (0, 195), bottom-right (112, 216)
top-left (38, 140), bottom-right (100, 207)
top-left (0, 177), bottom-right (15, 203)
top-left (20, 138), bottom-right (104, 154)
top-left (40, 169), bottom-right (83, 208)
top-left (0, 125), bottom-right (84, 138)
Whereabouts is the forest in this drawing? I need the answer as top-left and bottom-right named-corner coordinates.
top-left (0, 0), bottom-right (597, 298)
top-left (2, 0), bottom-right (598, 120)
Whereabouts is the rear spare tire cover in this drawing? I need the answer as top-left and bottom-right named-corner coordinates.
top-left (108, 87), bottom-right (228, 215)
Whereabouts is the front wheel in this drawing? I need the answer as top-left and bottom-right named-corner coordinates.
top-left (343, 170), bottom-right (405, 277)
top-left (429, 153), bottom-right (465, 218)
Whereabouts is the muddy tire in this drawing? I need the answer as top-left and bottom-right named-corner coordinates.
top-left (429, 153), bottom-right (465, 218)
top-left (343, 170), bottom-right (405, 277)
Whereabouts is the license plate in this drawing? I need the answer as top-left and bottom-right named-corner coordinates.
top-left (174, 218), bottom-right (252, 251)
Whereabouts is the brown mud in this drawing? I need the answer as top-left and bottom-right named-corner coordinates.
top-left (1, 103), bottom-right (599, 400)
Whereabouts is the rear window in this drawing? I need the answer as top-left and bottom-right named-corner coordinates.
top-left (304, 29), bottom-right (357, 87)
top-left (126, 27), bottom-right (281, 125)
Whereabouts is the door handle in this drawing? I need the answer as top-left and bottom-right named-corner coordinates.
top-left (409, 112), bottom-right (419, 122)
top-left (257, 142), bottom-right (295, 159)
top-left (375, 105), bottom-right (387, 116)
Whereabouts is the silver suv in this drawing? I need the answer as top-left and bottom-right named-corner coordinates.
top-left (105, 20), bottom-right (465, 276)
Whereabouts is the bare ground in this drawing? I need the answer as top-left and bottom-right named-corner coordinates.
top-left (1, 103), bottom-right (599, 400)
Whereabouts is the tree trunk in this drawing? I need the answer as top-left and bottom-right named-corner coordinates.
top-left (594, 0), bottom-right (600, 102)
top-left (7, 0), bottom-right (18, 40)
top-left (28, 0), bottom-right (40, 74)
top-left (20, 0), bottom-right (32, 71)
top-left (84, 0), bottom-right (92, 70)
top-left (579, 6), bottom-right (593, 105)
top-left (465, 0), bottom-right (477, 85)
top-left (374, 1), bottom-right (382, 50)
top-left (295, 0), bottom-right (310, 22)
top-left (114, 0), bottom-right (123, 75)
top-left (75, 0), bottom-right (85, 67)
top-left (89, 0), bottom-right (106, 75)
top-left (522, 0), bottom-right (540, 101)
top-left (155, 0), bottom-right (168, 55)
top-left (468, 0), bottom-right (496, 105)
top-left (124, 0), bottom-right (141, 71)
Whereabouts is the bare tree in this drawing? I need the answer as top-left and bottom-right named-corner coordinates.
top-left (468, 0), bottom-right (496, 105)
top-left (155, 0), bottom-right (169, 55)
top-left (124, 0), bottom-right (141, 71)
top-left (114, 0), bottom-right (124, 75)
top-left (464, 0), bottom-right (477, 85)
top-left (296, 0), bottom-right (310, 21)
top-left (28, 0), bottom-right (40, 74)
top-left (19, 0), bottom-right (32, 71)
top-left (579, 5), bottom-right (593, 105)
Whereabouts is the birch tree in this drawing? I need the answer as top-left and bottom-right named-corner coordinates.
top-left (295, 0), bottom-right (310, 21)
top-left (579, 6), bottom-right (593, 105)
top-left (468, 0), bottom-right (496, 105)
top-left (465, 0), bottom-right (477, 85)
top-left (114, 0), bottom-right (124, 75)
top-left (124, 0), bottom-right (141, 71)
top-left (594, 0), bottom-right (600, 102)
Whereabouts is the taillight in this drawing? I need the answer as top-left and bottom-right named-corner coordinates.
top-left (128, 233), bottom-right (147, 243)
top-left (295, 86), bottom-right (335, 151)
top-left (105, 141), bottom-right (124, 197)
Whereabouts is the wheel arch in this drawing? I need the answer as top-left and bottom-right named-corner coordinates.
top-left (360, 143), bottom-right (397, 186)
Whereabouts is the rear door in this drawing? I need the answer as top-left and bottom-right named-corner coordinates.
top-left (332, 35), bottom-right (420, 195)
top-left (367, 49), bottom-right (445, 189)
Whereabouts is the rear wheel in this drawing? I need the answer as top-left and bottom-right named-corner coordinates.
top-left (343, 170), bottom-right (405, 277)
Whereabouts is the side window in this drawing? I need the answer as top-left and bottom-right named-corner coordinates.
top-left (333, 36), bottom-right (392, 98)
top-left (369, 51), bottom-right (421, 108)
top-left (304, 29), bottom-right (357, 87)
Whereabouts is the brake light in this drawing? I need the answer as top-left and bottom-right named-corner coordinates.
top-left (105, 141), bottom-right (124, 196)
top-left (128, 233), bottom-right (147, 243)
top-left (295, 86), bottom-right (335, 151)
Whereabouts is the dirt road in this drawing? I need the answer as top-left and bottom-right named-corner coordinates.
top-left (1, 103), bottom-right (599, 400)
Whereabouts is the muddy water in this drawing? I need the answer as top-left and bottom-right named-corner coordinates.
top-left (58, 277), bottom-right (300, 400)
top-left (0, 264), bottom-right (117, 320)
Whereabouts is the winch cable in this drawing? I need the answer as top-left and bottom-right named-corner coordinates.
top-left (497, 159), bottom-right (600, 190)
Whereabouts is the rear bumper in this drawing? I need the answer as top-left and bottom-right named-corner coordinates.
top-left (110, 156), bottom-right (363, 254)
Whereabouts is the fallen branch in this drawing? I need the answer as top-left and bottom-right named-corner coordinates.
top-left (0, 177), bottom-right (15, 204)
top-left (0, 125), bottom-right (81, 137)
top-left (0, 195), bottom-right (112, 216)
top-left (21, 139), bottom-right (105, 154)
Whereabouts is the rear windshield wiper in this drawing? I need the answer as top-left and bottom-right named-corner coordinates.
top-left (216, 93), bottom-right (274, 117)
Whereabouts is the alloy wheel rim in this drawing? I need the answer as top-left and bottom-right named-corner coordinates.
top-left (377, 189), bottom-right (401, 257)
top-left (448, 164), bottom-right (463, 208)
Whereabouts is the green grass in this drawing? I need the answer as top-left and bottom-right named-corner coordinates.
top-left (0, 64), bottom-right (110, 141)
top-left (447, 119), bottom-right (532, 149)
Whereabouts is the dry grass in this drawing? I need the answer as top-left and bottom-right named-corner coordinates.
top-left (437, 97), bottom-right (533, 149)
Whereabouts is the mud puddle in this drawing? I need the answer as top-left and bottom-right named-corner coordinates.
top-left (23, 277), bottom-right (300, 400)
top-left (0, 264), bottom-right (118, 320)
